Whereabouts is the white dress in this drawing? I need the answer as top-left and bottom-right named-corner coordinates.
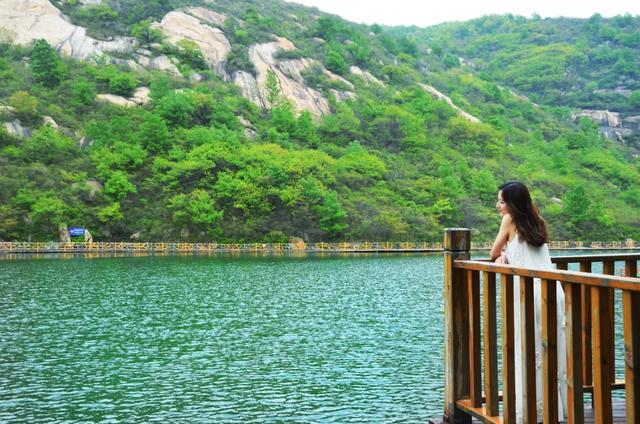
top-left (505, 232), bottom-right (567, 422)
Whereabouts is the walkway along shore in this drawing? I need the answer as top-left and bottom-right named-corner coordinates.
top-left (0, 240), bottom-right (638, 254)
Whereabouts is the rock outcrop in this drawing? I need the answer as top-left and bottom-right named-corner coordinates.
top-left (246, 37), bottom-right (331, 117)
top-left (96, 87), bottom-right (150, 108)
top-left (183, 7), bottom-right (227, 27)
top-left (154, 11), bottom-right (231, 78)
top-left (572, 109), bottom-right (629, 140)
top-left (4, 119), bottom-right (32, 138)
top-left (350, 66), bottom-right (385, 87)
top-left (0, 0), bottom-right (133, 60)
top-left (233, 37), bottom-right (356, 117)
top-left (572, 110), bottom-right (621, 128)
top-left (419, 84), bottom-right (481, 123)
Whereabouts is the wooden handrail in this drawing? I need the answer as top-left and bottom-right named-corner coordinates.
top-left (443, 228), bottom-right (640, 424)
top-left (453, 260), bottom-right (640, 292)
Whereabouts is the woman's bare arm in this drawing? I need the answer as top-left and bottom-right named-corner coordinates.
top-left (490, 214), bottom-right (512, 260)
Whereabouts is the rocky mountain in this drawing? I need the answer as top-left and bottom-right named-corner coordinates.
top-left (0, 0), bottom-right (638, 243)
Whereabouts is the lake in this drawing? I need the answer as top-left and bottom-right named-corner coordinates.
top-left (0, 252), bottom-right (630, 422)
top-left (1, 253), bottom-right (448, 423)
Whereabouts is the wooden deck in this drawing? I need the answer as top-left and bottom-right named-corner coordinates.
top-left (430, 400), bottom-right (627, 423)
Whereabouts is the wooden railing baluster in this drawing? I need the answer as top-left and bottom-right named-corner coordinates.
top-left (483, 271), bottom-right (499, 416)
top-left (521, 276), bottom-right (537, 423)
top-left (501, 273), bottom-right (516, 423)
top-left (580, 261), bottom-right (593, 389)
top-left (468, 270), bottom-right (482, 407)
top-left (592, 285), bottom-right (614, 423)
top-left (564, 281), bottom-right (585, 424)
top-left (623, 287), bottom-right (640, 424)
top-left (603, 260), bottom-right (617, 388)
top-left (542, 278), bottom-right (558, 423)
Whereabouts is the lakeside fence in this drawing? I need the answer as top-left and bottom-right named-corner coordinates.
top-left (0, 240), bottom-right (638, 254)
top-left (442, 229), bottom-right (640, 423)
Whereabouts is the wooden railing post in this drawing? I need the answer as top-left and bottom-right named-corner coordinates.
top-left (624, 259), bottom-right (640, 423)
top-left (443, 228), bottom-right (472, 424)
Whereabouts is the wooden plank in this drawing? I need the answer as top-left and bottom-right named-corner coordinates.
top-left (501, 274), bottom-right (516, 423)
top-left (521, 276), bottom-right (537, 423)
top-left (623, 260), bottom-right (640, 424)
top-left (552, 253), bottom-right (640, 264)
top-left (483, 272), bottom-right (499, 416)
top-left (452, 260), bottom-right (640, 292)
top-left (603, 261), bottom-right (616, 387)
top-left (456, 399), bottom-right (504, 424)
top-left (469, 270), bottom-right (482, 407)
top-left (563, 282), bottom-right (585, 424)
top-left (592, 286), bottom-right (614, 423)
top-left (444, 228), bottom-right (472, 424)
top-left (542, 278), bottom-right (558, 424)
top-left (581, 262), bottom-right (593, 387)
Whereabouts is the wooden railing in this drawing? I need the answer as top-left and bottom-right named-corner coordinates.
top-left (443, 228), bottom-right (640, 424)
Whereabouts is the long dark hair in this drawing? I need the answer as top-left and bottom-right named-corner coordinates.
top-left (499, 181), bottom-right (548, 246)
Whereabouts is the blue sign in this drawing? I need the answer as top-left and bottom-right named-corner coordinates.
top-left (68, 227), bottom-right (85, 237)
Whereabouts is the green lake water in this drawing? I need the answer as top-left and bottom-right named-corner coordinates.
top-left (0, 253), bottom-right (446, 423)
top-left (0, 252), bottom-right (633, 422)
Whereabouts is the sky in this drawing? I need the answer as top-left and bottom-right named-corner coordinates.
top-left (286, 0), bottom-right (640, 27)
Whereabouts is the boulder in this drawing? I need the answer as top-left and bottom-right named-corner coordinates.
top-left (96, 94), bottom-right (137, 107)
top-left (131, 87), bottom-right (151, 105)
top-left (0, 0), bottom-right (134, 60)
top-left (4, 119), bottom-right (32, 138)
top-left (350, 66), bottom-right (385, 87)
top-left (42, 115), bottom-right (59, 128)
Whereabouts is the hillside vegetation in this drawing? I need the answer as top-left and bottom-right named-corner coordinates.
top-left (0, 0), bottom-right (639, 243)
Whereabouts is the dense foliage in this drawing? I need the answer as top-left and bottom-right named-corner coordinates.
top-left (0, 2), bottom-right (639, 243)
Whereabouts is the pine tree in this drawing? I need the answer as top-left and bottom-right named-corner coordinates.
top-left (30, 39), bottom-right (66, 88)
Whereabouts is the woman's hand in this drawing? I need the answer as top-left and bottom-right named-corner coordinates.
top-left (495, 254), bottom-right (508, 264)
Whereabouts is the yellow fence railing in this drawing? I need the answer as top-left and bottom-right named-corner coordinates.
top-left (0, 240), bottom-right (637, 253)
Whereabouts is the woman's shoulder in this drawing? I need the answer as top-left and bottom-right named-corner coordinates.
top-left (501, 213), bottom-right (514, 226)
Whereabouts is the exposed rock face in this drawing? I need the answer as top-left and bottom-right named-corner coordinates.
top-left (350, 66), bottom-right (385, 87)
top-left (96, 94), bottom-right (138, 107)
top-left (131, 87), bottom-right (151, 105)
top-left (4, 119), bottom-right (32, 138)
top-left (42, 115), bottom-right (59, 128)
top-left (572, 110), bottom-right (621, 128)
top-left (135, 54), bottom-right (181, 77)
top-left (0, 0), bottom-right (134, 60)
top-left (96, 87), bottom-right (151, 107)
top-left (233, 71), bottom-right (265, 109)
top-left (183, 7), bottom-right (227, 27)
top-left (85, 180), bottom-right (103, 200)
top-left (155, 11), bottom-right (231, 77)
top-left (419, 84), bottom-right (481, 123)
top-left (235, 37), bottom-right (357, 117)
top-left (573, 109), bottom-right (640, 142)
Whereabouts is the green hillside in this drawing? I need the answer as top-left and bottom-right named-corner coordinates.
top-left (0, 0), bottom-right (638, 243)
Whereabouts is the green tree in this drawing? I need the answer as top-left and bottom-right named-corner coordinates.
top-left (131, 19), bottom-right (164, 44)
top-left (169, 189), bottom-right (224, 238)
top-left (326, 43), bottom-right (347, 75)
top-left (108, 72), bottom-right (138, 96)
top-left (156, 92), bottom-right (196, 127)
top-left (71, 77), bottom-right (96, 105)
top-left (265, 69), bottom-right (284, 110)
top-left (9, 91), bottom-right (38, 118)
top-left (139, 113), bottom-right (171, 153)
top-left (103, 171), bottom-right (137, 202)
top-left (30, 39), bottom-right (66, 87)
